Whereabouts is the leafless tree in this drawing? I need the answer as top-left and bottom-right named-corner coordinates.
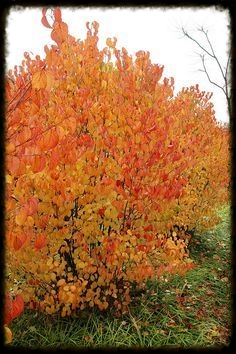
top-left (181, 26), bottom-right (231, 120)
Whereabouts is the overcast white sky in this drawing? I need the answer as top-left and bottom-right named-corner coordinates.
top-left (5, 6), bottom-right (230, 123)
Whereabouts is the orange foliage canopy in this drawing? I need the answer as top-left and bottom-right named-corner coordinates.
top-left (5, 8), bottom-right (229, 316)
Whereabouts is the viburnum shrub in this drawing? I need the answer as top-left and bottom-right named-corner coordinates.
top-left (5, 8), bottom-right (229, 316)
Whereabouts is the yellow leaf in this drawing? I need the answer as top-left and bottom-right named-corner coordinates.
top-left (15, 209), bottom-right (28, 226)
top-left (76, 260), bottom-right (87, 269)
top-left (4, 326), bottom-right (12, 344)
top-left (106, 37), bottom-right (117, 49)
top-left (91, 281), bottom-right (97, 289)
top-left (46, 72), bottom-right (55, 90)
top-left (51, 273), bottom-right (57, 281)
top-left (5, 174), bottom-right (13, 184)
top-left (32, 70), bottom-right (47, 90)
top-left (26, 216), bottom-right (34, 227)
top-left (101, 80), bottom-right (107, 90)
top-left (57, 279), bottom-right (66, 287)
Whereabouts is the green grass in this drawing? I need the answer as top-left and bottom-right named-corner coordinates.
top-left (6, 205), bottom-right (232, 349)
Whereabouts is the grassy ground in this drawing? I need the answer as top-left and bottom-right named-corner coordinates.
top-left (6, 205), bottom-right (232, 349)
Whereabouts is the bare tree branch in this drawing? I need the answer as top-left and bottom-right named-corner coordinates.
top-left (181, 27), bottom-right (214, 59)
top-left (203, 29), bottom-right (228, 88)
top-left (181, 26), bottom-right (231, 119)
top-left (200, 54), bottom-right (226, 94)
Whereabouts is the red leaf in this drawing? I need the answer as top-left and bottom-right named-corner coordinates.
top-left (26, 197), bottom-right (39, 216)
top-left (5, 295), bottom-right (24, 325)
top-left (12, 295), bottom-right (24, 319)
top-left (116, 180), bottom-right (123, 188)
top-left (97, 207), bottom-right (106, 217)
top-left (42, 8), bottom-right (48, 17)
top-left (137, 244), bottom-right (146, 252)
top-left (41, 13), bottom-right (52, 29)
top-left (77, 133), bottom-right (94, 148)
top-left (5, 296), bottom-right (13, 325)
top-left (144, 225), bottom-right (153, 232)
top-left (53, 8), bottom-right (62, 23)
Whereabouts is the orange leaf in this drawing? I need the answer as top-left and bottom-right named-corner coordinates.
top-left (44, 71), bottom-right (55, 90)
top-left (38, 128), bottom-right (59, 150)
top-left (13, 233), bottom-right (27, 250)
top-left (17, 126), bottom-right (31, 145)
top-left (6, 141), bottom-right (16, 154)
top-left (34, 233), bottom-right (47, 250)
top-left (37, 215), bottom-right (50, 229)
top-left (66, 116), bottom-right (77, 134)
top-left (29, 155), bottom-right (46, 173)
top-left (112, 200), bottom-right (124, 211)
top-left (7, 155), bottom-right (20, 174)
top-left (50, 170), bottom-right (60, 180)
top-left (51, 22), bottom-right (68, 45)
top-left (32, 70), bottom-right (47, 90)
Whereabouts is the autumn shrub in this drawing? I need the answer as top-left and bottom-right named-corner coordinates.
top-left (5, 9), bottom-right (229, 316)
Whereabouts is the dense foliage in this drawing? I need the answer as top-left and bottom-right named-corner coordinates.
top-left (5, 9), bottom-right (229, 318)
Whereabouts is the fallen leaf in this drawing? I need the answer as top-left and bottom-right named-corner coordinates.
top-left (84, 335), bottom-right (94, 343)
top-left (221, 277), bottom-right (229, 282)
top-left (142, 331), bottom-right (150, 336)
